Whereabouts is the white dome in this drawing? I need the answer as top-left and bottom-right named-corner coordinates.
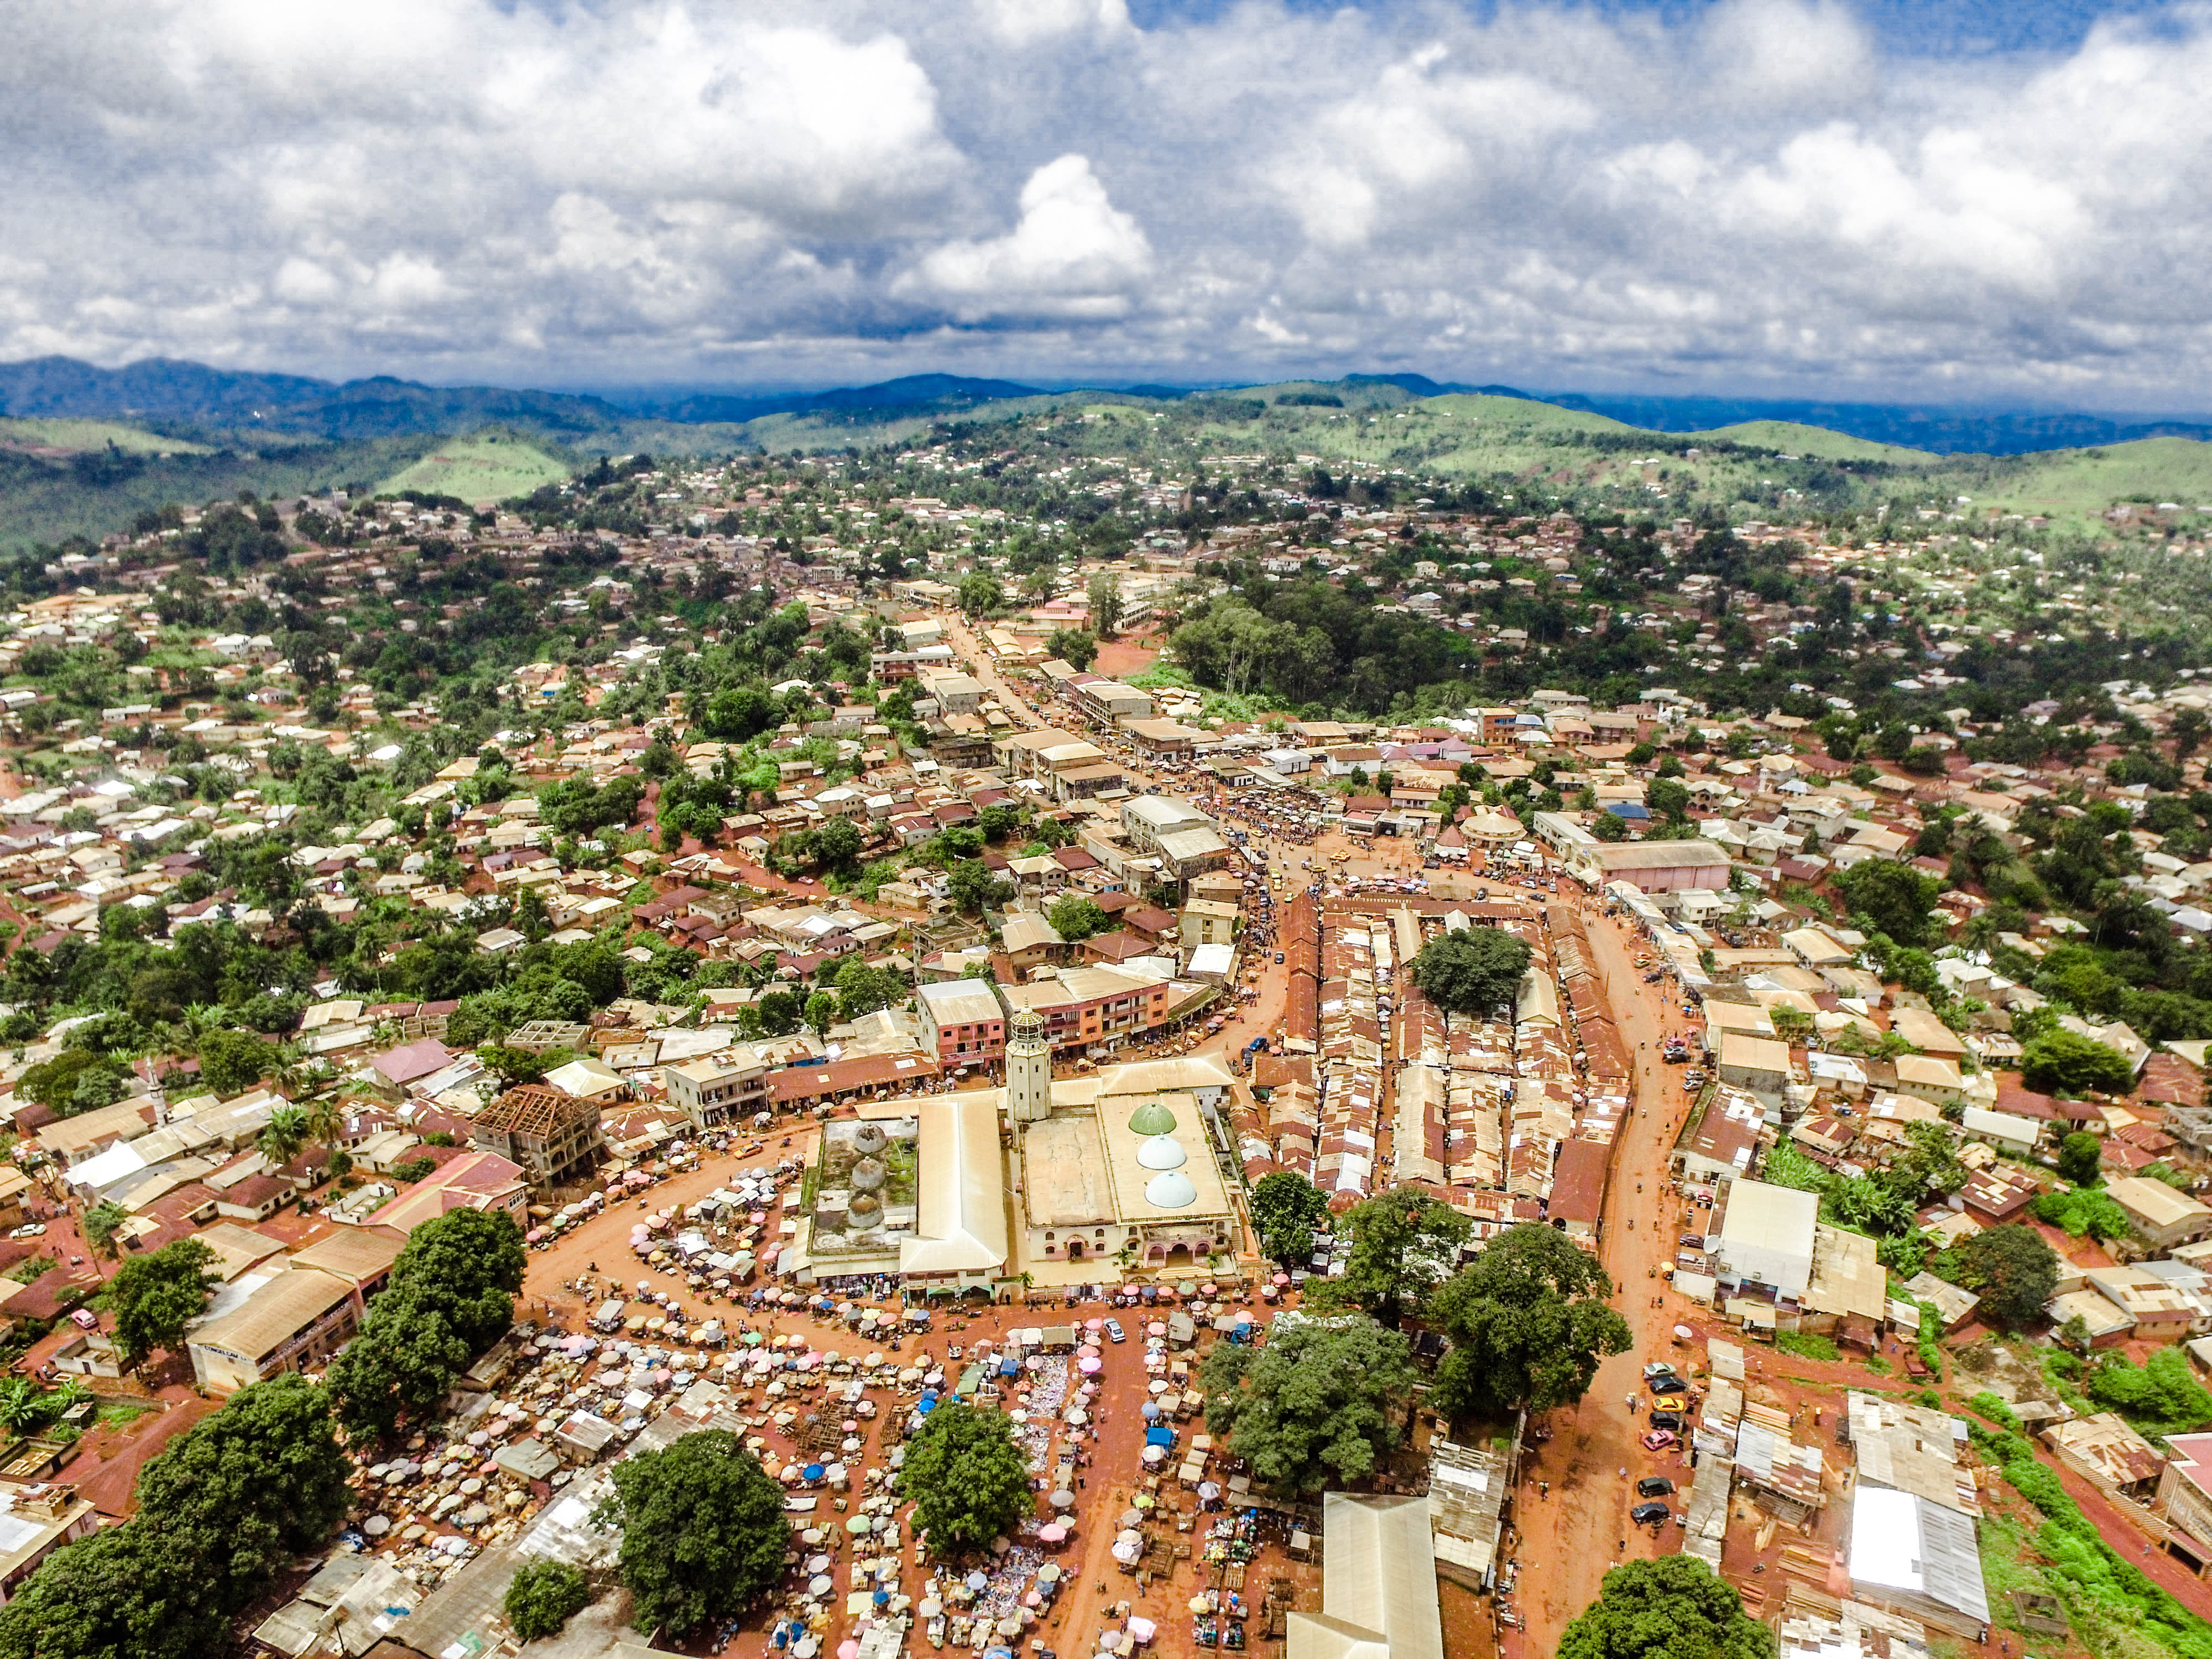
top-left (1144, 1171), bottom-right (1198, 1209)
top-left (1135, 1133), bottom-right (1187, 1171)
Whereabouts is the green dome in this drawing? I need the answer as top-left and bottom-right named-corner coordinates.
top-left (1126, 1101), bottom-right (1178, 1136)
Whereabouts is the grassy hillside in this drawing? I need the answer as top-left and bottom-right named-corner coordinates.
top-left (1686, 420), bottom-right (1938, 465)
top-left (1959, 436), bottom-right (2212, 520)
top-left (372, 431), bottom-right (571, 502)
top-left (0, 418), bottom-right (214, 457)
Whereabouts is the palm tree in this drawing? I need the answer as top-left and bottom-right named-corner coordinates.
top-left (258, 1105), bottom-right (310, 1167)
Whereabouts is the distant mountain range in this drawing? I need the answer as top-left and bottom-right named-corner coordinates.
top-left (6, 353), bottom-right (2212, 457)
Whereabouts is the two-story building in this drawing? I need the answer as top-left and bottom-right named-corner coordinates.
top-left (917, 979), bottom-right (1009, 1067)
top-left (663, 1048), bottom-right (771, 1129)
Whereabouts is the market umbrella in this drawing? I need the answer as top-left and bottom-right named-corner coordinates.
top-left (1079, 1355), bottom-right (1102, 1374)
top-left (810, 1576), bottom-right (834, 1598)
top-left (920, 1599), bottom-right (944, 1618)
top-left (840, 1642), bottom-right (861, 1658)
top-left (1140, 1402), bottom-right (1159, 1420)
top-left (1048, 1489), bottom-right (1074, 1509)
top-left (966, 1572), bottom-right (989, 1592)
top-left (1039, 1524), bottom-right (1067, 1545)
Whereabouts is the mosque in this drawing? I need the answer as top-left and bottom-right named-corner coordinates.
top-left (781, 1009), bottom-right (1248, 1293)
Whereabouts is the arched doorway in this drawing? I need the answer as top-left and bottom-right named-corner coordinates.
top-left (1164, 1243), bottom-right (1193, 1269)
top-left (1066, 1239), bottom-right (1085, 1261)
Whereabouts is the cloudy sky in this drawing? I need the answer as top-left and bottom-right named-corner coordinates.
top-left (4, 0), bottom-right (2208, 405)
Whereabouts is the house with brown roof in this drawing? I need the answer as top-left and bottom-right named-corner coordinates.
top-left (363, 1151), bottom-right (527, 1233)
top-left (186, 1267), bottom-right (361, 1394)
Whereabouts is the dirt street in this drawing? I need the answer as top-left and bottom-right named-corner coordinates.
top-left (1503, 898), bottom-right (1703, 1655)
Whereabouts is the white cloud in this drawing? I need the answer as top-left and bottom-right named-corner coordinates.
top-left (2, 0), bottom-right (2211, 403)
top-left (901, 154), bottom-right (1152, 319)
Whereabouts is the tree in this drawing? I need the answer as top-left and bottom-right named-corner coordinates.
top-left (956, 574), bottom-right (1004, 618)
top-left (1087, 571), bottom-right (1124, 638)
top-left (804, 991), bottom-right (838, 1033)
top-left (947, 859), bottom-right (1012, 916)
top-left (755, 990), bottom-right (801, 1036)
top-left (1430, 1223), bottom-right (1633, 1419)
top-left (196, 1029), bottom-right (276, 1097)
top-left (0, 1524), bottom-right (226, 1659)
top-left (1314, 1186), bottom-right (1470, 1328)
top-left (104, 1240), bottom-right (218, 1370)
top-left (1249, 1172), bottom-right (1328, 1267)
top-left (132, 1374), bottom-right (349, 1615)
top-left (257, 1104), bottom-right (310, 1166)
top-left (1589, 809), bottom-right (1627, 842)
top-left (505, 1559), bottom-right (590, 1642)
top-left (2057, 1130), bottom-right (2103, 1188)
top-left (594, 1430), bottom-right (789, 1636)
top-left (1949, 1222), bottom-right (2059, 1332)
top-left (327, 1208), bottom-right (524, 1438)
top-left (2021, 1030), bottom-right (2135, 1098)
top-left (834, 961), bottom-right (907, 1021)
top-left (1409, 927), bottom-right (1532, 1018)
top-left (1201, 1317), bottom-right (1417, 1496)
top-left (809, 816), bottom-right (865, 874)
top-left (2032, 1186), bottom-right (2132, 1241)
top-left (698, 684), bottom-right (778, 742)
top-left (2084, 1346), bottom-right (2212, 1436)
top-left (1833, 859), bottom-right (1944, 950)
top-left (80, 1202), bottom-right (128, 1262)
top-left (1045, 628), bottom-right (1098, 670)
top-left (902, 1402), bottom-right (1032, 1556)
top-left (1047, 894), bottom-right (1111, 942)
top-left (1644, 777), bottom-right (1690, 823)
top-left (1558, 1557), bottom-right (1774, 1659)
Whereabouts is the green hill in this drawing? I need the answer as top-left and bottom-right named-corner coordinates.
top-left (1686, 420), bottom-right (1937, 464)
top-left (0, 418), bottom-right (215, 457)
top-left (372, 432), bottom-right (571, 503)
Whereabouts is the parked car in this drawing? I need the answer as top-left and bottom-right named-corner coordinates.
top-left (1103, 1318), bottom-right (1125, 1343)
top-left (1640, 1429), bottom-right (1678, 1452)
top-left (1275, 952), bottom-right (1285, 964)
top-left (1648, 1411), bottom-right (1685, 1433)
top-left (1637, 1477), bottom-right (1676, 1498)
top-left (1630, 1502), bottom-right (1672, 1526)
top-left (1650, 1374), bottom-right (1688, 1395)
top-left (1677, 1233), bottom-right (1705, 1249)
top-left (7, 1224), bottom-right (44, 1240)
top-left (1643, 1361), bottom-right (1679, 1380)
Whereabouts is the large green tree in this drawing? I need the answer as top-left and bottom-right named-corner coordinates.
top-left (0, 1525), bottom-right (225, 1659)
top-left (1409, 927), bottom-right (1532, 1018)
top-left (1315, 1185), bottom-right (1470, 1328)
top-left (1947, 1222), bottom-right (2059, 1332)
top-left (901, 1402), bottom-right (1034, 1557)
top-left (1047, 894), bottom-right (1112, 942)
top-left (103, 1240), bottom-right (219, 1370)
top-left (1249, 1172), bottom-right (1328, 1267)
top-left (1558, 1557), bottom-right (1774, 1659)
top-left (0, 1373), bottom-right (347, 1657)
top-left (2056, 1131), bottom-right (2103, 1188)
top-left (1202, 1317), bottom-right (1417, 1497)
top-left (133, 1374), bottom-right (349, 1613)
top-left (327, 1207), bottom-right (524, 1438)
top-left (2021, 1030), bottom-right (2135, 1098)
top-left (594, 1430), bottom-right (789, 1636)
top-left (1833, 859), bottom-right (1944, 950)
top-left (1430, 1223), bottom-right (1633, 1419)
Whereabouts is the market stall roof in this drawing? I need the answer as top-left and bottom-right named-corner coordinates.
top-left (1286, 1494), bottom-right (1442, 1659)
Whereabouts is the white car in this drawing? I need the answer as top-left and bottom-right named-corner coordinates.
top-left (8, 1224), bottom-right (45, 1240)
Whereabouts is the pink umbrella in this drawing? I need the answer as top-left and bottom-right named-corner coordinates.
top-left (1085, 1318), bottom-right (1105, 1332)
top-left (1079, 1356), bottom-right (1102, 1374)
top-left (1039, 1523), bottom-right (1068, 1545)
top-left (841, 1643), bottom-right (861, 1659)
top-left (1146, 1323), bottom-right (1166, 1338)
